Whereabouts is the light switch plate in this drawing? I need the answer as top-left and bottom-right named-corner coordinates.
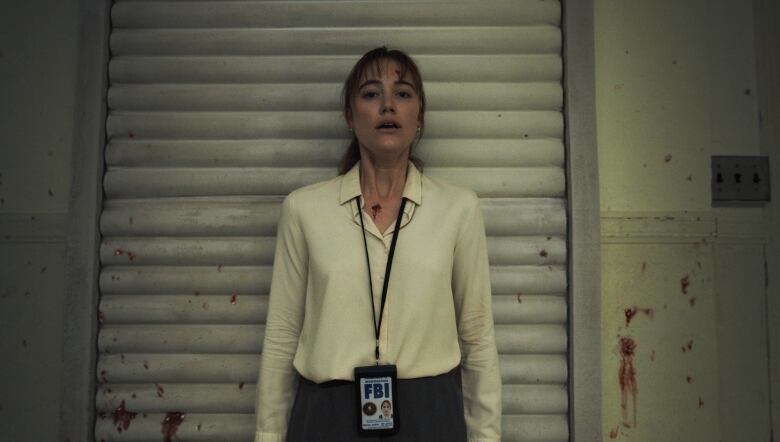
top-left (711, 155), bottom-right (771, 205)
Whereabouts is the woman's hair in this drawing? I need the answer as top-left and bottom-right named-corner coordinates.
top-left (381, 400), bottom-right (392, 409)
top-left (338, 46), bottom-right (426, 175)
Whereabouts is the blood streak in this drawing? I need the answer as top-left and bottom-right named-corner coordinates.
top-left (681, 275), bottom-right (691, 294)
top-left (156, 384), bottom-right (165, 398)
top-left (161, 412), bottom-right (185, 442)
top-left (230, 291), bottom-right (237, 305)
top-left (112, 400), bottom-right (137, 432)
top-left (618, 336), bottom-right (638, 428)
top-left (624, 306), bottom-right (654, 328)
top-left (609, 427), bottom-right (620, 439)
top-left (371, 204), bottom-right (382, 220)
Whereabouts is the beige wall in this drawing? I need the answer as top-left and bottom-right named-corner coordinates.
top-left (0, 1), bottom-right (78, 441)
top-left (596, 0), bottom-right (776, 440)
top-left (0, 1), bottom-right (777, 441)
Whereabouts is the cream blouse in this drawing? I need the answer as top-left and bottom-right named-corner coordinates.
top-left (255, 162), bottom-right (501, 442)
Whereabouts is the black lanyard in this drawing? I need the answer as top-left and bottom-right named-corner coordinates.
top-left (356, 197), bottom-right (407, 364)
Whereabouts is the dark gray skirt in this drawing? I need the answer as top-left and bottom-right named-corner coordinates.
top-left (286, 367), bottom-right (467, 442)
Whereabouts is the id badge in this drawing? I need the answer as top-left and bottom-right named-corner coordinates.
top-left (354, 365), bottom-right (399, 436)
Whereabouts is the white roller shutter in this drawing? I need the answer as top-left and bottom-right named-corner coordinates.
top-left (95, 1), bottom-right (567, 441)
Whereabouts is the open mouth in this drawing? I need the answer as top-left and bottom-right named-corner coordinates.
top-left (376, 122), bottom-right (400, 129)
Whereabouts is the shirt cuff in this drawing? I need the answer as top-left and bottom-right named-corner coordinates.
top-left (255, 431), bottom-right (284, 442)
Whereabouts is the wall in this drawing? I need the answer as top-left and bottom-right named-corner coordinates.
top-left (0, 1), bottom-right (79, 440)
top-left (595, 0), bottom-right (776, 440)
top-left (0, 1), bottom-right (776, 441)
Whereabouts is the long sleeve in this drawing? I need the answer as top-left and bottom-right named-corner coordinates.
top-left (254, 195), bottom-right (308, 442)
top-left (452, 193), bottom-right (502, 442)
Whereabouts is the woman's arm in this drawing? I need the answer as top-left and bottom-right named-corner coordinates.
top-left (254, 195), bottom-right (308, 442)
top-left (452, 193), bottom-right (502, 442)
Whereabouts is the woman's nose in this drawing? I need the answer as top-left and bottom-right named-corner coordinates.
top-left (380, 96), bottom-right (395, 113)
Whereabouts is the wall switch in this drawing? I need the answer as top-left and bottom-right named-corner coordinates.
top-left (711, 155), bottom-right (771, 205)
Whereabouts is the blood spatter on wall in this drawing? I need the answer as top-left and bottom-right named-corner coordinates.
top-left (156, 384), bottom-right (165, 398)
top-left (161, 411), bottom-right (185, 442)
top-left (618, 336), bottom-right (638, 428)
top-left (664, 154), bottom-right (672, 163)
top-left (609, 427), bottom-right (620, 439)
top-left (624, 306), bottom-right (654, 328)
top-left (230, 290), bottom-right (237, 305)
top-left (238, 382), bottom-right (245, 390)
top-left (686, 376), bottom-right (693, 384)
top-left (127, 251), bottom-right (136, 262)
top-left (114, 248), bottom-right (124, 256)
top-left (516, 292), bottom-right (523, 303)
top-left (698, 397), bottom-right (704, 408)
top-left (539, 249), bottom-right (548, 258)
top-left (689, 297), bottom-right (696, 307)
top-left (681, 339), bottom-right (694, 353)
top-left (112, 400), bottom-right (137, 432)
top-left (680, 275), bottom-right (691, 294)
top-left (98, 310), bottom-right (106, 323)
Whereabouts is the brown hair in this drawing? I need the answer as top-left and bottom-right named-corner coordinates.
top-left (339, 47), bottom-right (426, 175)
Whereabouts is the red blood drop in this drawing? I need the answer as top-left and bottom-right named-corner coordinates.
top-left (609, 427), bottom-right (620, 439)
top-left (238, 382), bottom-right (245, 390)
top-left (618, 336), bottom-right (638, 428)
top-left (114, 248), bottom-right (124, 256)
top-left (161, 412), bottom-right (185, 442)
top-left (686, 376), bottom-right (693, 384)
top-left (681, 275), bottom-right (691, 294)
top-left (230, 291), bottom-right (237, 305)
top-left (112, 400), bottom-right (138, 432)
top-left (624, 306), bottom-right (654, 328)
top-left (539, 249), bottom-right (548, 258)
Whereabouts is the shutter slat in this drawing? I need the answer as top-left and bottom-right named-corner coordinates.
top-left (110, 55), bottom-right (562, 84)
top-left (106, 111), bottom-right (563, 139)
top-left (98, 293), bottom-right (565, 325)
top-left (112, 1), bottom-right (561, 29)
top-left (98, 353), bottom-right (567, 384)
top-left (100, 197), bottom-right (567, 237)
top-left (100, 236), bottom-right (566, 266)
top-left (110, 27), bottom-right (561, 56)
top-left (96, 384), bottom-right (566, 414)
top-left (95, 413), bottom-right (253, 442)
top-left (99, 265), bottom-right (567, 295)
top-left (108, 83), bottom-right (562, 112)
top-left (95, 413), bottom-right (568, 442)
top-left (103, 167), bottom-right (565, 198)
top-left (98, 324), bottom-right (566, 354)
top-left (106, 139), bottom-right (564, 168)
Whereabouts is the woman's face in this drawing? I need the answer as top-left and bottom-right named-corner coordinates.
top-left (381, 401), bottom-right (391, 416)
top-left (347, 59), bottom-right (421, 160)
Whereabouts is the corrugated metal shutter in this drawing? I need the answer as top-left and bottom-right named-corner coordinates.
top-left (95, 1), bottom-right (567, 441)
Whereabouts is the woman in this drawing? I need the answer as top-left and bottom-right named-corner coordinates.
top-left (255, 47), bottom-right (501, 442)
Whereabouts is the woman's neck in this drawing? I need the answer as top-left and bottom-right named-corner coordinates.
top-left (358, 149), bottom-right (408, 201)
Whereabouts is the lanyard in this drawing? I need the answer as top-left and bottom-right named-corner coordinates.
top-left (356, 197), bottom-right (407, 364)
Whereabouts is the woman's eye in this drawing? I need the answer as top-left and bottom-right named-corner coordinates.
top-left (396, 90), bottom-right (413, 98)
top-left (360, 90), bottom-right (379, 99)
